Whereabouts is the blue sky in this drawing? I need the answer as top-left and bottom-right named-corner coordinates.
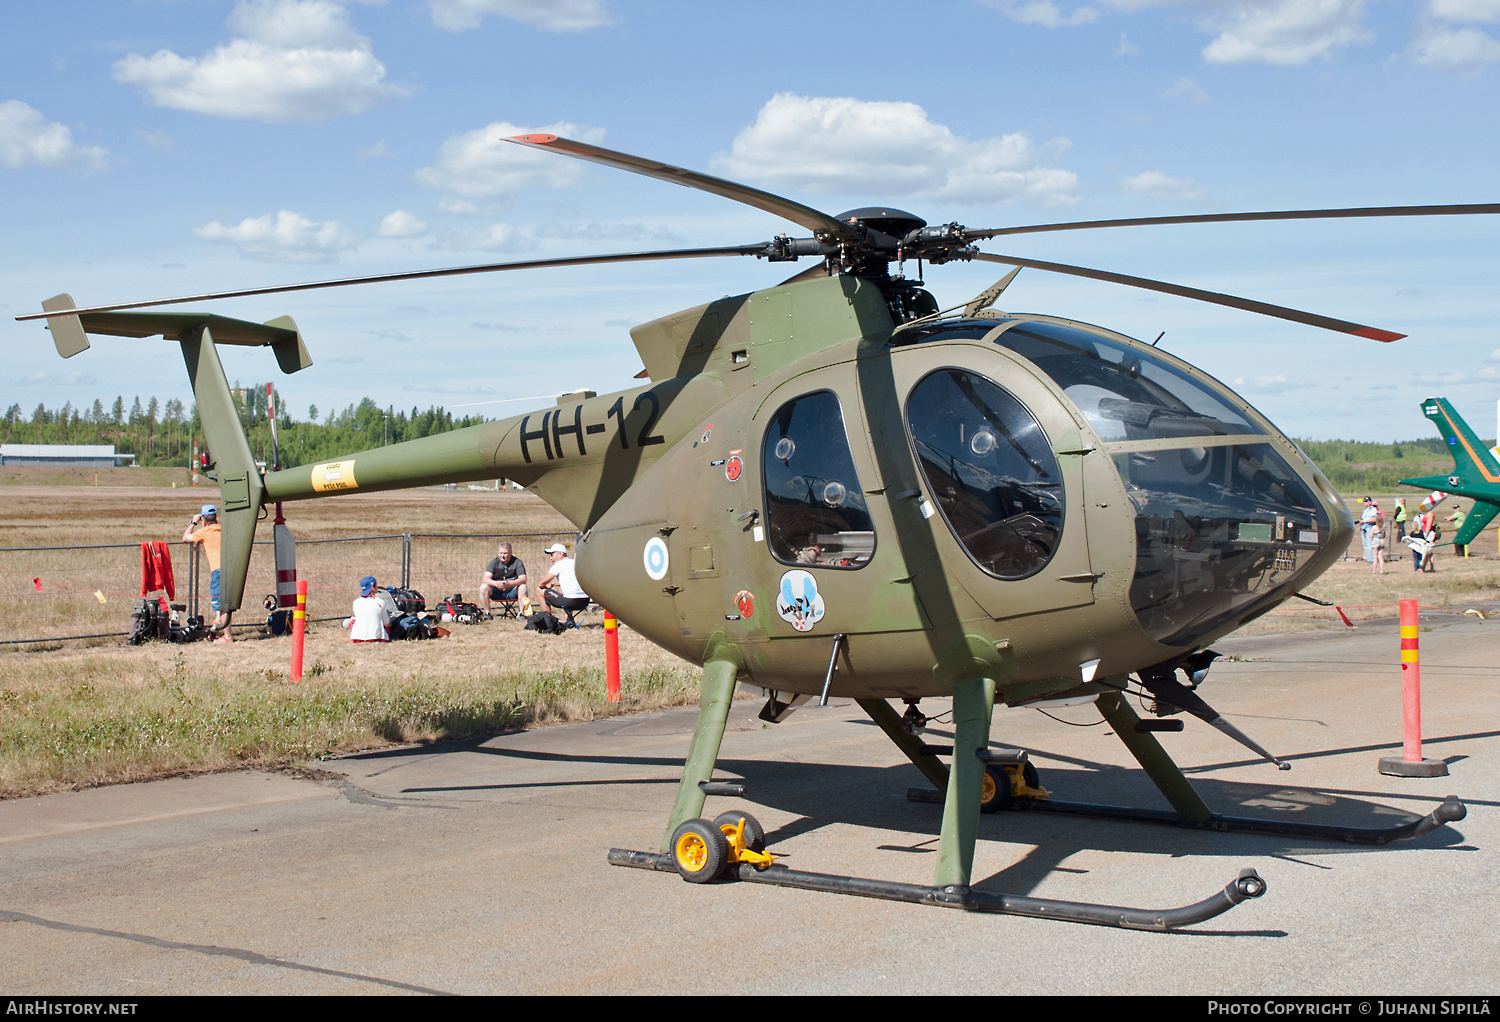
top-left (2, 0), bottom-right (1497, 441)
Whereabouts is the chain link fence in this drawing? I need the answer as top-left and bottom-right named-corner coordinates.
top-left (0, 531), bottom-right (578, 646)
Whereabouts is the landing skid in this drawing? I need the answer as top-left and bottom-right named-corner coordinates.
top-left (906, 788), bottom-right (1468, 844)
top-left (607, 848), bottom-right (1267, 931)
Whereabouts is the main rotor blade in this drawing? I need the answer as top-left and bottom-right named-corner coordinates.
top-left (15, 245), bottom-right (767, 321)
top-left (972, 251), bottom-right (1404, 341)
top-left (967, 203), bottom-right (1500, 240)
top-left (507, 134), bottom-right (862, 244)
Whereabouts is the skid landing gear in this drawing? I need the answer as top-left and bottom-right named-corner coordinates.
top-left (610, 846), bottom-right (1268, 931)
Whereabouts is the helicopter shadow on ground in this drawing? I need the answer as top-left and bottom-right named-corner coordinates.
top-left (377, 735), bottom-right (1474, 904)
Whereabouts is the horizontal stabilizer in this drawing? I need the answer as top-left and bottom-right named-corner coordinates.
top-left (1456, 501), bottom-right (1500, 547)
top-left (75, 310), bottom-right (313, 374)
top-left (34, 300), bottom-right (312, 374)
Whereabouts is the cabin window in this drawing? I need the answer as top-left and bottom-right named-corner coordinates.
top-left (762, 390), bottom-right (875, 569)
top-left (905, 369), bottom-right (1064, 580)
top-left (991, 322), bottom-right (1264, 442)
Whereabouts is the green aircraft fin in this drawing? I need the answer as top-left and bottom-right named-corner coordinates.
top-left (1455, 500), bottom-right (1500, 547)
top-left (180, 325), bottom-right (265, 614)
top-left (1415, 397), bottom-right (1500, 488)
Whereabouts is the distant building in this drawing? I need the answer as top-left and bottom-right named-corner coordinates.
top-left (0, 444), bottom-right (136, 467)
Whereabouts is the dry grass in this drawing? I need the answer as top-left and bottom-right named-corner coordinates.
top-left (0, 614), bottom-right (702, 800)
top-left (1239, 544), bottom-right (1500, 634)
top-left (0, 478), bottom-right (705, 798)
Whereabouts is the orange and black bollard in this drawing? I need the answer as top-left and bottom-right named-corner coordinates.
top-left (291, 580), bottom-right (308, 683)
top-left (1379, 598), bottom-right (1448, 776)
top-left (604, 610), bottom-right (621, 702)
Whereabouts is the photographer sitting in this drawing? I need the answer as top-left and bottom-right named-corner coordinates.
top-left (182, 504), bottom-right (233, 642)
top-left (480, 541), bottom-right (529, 618)
top-left (537, 542), bottom-right (589, 629)
top-left (344, 575), bottom-right (393, 642)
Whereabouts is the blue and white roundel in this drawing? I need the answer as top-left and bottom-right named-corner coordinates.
top-left (643, 537), bottom-right (669, 580)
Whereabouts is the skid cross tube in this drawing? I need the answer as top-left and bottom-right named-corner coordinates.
top-left (607, 849), bottom-right (1266, 930)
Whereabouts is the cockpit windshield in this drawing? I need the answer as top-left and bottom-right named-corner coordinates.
top-left (990, 322), bottom-right (1264, 442)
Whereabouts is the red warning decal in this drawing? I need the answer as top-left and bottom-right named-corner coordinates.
top-left (735, 590), bottom-right (755, 618)
top-left (725, 455), bottom-right (743, 482)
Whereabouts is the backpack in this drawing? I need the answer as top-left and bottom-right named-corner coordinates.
top-left (437, 594), bottom-right (483, 624)
top-left (383, 586), bottom-right (426, 615)
top-left (524, 610), bottom-right (566, 635)
top-left (390, 614), bottom-right (443, 640)
top-left (127, 598), bottom-right (163, 645)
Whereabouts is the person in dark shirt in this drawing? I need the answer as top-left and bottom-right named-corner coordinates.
top-left (481, 542), bottom-right (529, 616)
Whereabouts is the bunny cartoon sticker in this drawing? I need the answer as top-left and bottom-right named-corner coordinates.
top-left (775, 569), bottom-right (825, 632)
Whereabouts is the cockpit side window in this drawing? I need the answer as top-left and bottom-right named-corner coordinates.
top-left (905, 369), bottom-right (1064, 580)
top-left (762, 390), bottom-right (875, 569)
top-left (992, 322), bottom-right (1264, 442)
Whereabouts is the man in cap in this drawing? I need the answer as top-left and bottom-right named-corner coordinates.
top-left (536, 542), bottom-right (589, 628)
top-left (344, 575), bottom-right (393, 642)
top-left (1359, 497), bottom-right (1379, 563)
top-left (182, 504), bottom-right (233, 641)
top-left (1446, 503), bottom-right (1468, 557)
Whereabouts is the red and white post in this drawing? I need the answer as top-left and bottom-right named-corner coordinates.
top-left (604, 610), bottom-right (621, 703)
top-left (1379, 598), bottom-right (1448, 776)
top-left (290, 580), bottom-right (308, 683)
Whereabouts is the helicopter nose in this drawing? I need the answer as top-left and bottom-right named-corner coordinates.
top-left (1120, 441), bottom-right (1348, 649)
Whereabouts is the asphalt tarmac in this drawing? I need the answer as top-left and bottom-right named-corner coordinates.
top-left (2, 613), bottom-right (1497, 996)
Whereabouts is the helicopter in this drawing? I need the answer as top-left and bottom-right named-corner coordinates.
top-left (21, 135), bottom-right (1484, 930)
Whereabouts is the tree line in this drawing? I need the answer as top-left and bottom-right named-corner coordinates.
top-left (2, 387), bottom-right (487, 469)
top-left (1, 395), bottom-right (1487, 494)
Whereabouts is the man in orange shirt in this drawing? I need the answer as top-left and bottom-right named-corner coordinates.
top-left (183, 504), bottom-right (234, 641)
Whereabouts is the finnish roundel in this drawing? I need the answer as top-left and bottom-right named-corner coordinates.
top-left (643, 537), bottom-right (669, 580)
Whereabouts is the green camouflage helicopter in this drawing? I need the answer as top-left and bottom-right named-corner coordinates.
top-left (23, 136), bottom-right (1484, 929)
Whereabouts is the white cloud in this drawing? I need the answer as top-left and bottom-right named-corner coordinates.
top-left (1163, 76), bottom-right (1211, 102)
top-left (445, 222), bottom-right (534, 251)
top-left (1120, 170), bottom-right (1210, 203)
top-left (378, 210), bottom-right (428, 237)
top-left (1428, 0), bottom-right (1500, 22)
top-left (1231, 374), bottom-right (1318, 391)
top-left (195, 209), bottom-right (359, 262)
top-left (112, 0), bottom-right (408, 123)
top-left (1117, 32), bottom-right (1141, 53)
top-left (1413, 369), bottom-right (1500, 385)
top-left (980, 0), bottom-right (1099, 27)
top-left (134, 128), bottom-right (175, 151)
top-left (713, 94), bottom-right (1079, 207)
top-left (415, 120), bottom-right (604, 199)
top-left (427, 0), bottom-right (613, 32)
top-left (533, 221), bottom-right (687, 245)
top-left (1411, 25), bottom-right (1500, 66)
top-left (1197, 0), bottom-right (1372, 66)
top-left (0, 101), bottom-right (107, 171)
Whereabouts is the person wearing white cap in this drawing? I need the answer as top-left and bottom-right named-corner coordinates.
top-left (536, 542), bottom-right (589, 628)
top-left (182, 504), bottom-right (234, 641)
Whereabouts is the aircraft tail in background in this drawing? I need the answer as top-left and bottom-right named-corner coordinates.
top-left (1400, 397), bottom-right (1500, 547)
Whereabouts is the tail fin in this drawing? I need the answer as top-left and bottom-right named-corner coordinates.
top-left (181, 326), bottom-right (264, 614)
top-left (1420, 397), bottom-right (1500, 487)
top-left (36, 302), bottom-right (314, 612)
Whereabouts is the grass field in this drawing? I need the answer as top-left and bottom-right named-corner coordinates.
top-left (0, 481), bottom-right (704, 799)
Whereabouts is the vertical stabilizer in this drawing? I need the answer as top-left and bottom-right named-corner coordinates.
top-left (181, 325), bottom-right (263, 613)
top-left (1420, 397), bottom-right (1500, 487)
